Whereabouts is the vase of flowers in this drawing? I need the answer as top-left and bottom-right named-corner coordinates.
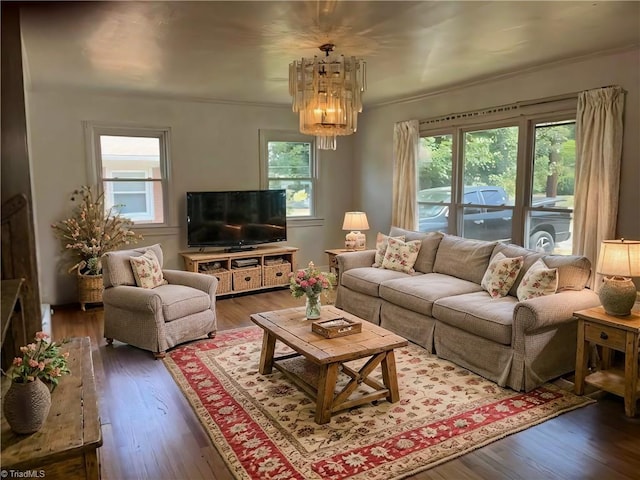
top-left (51, 186), bottom-right (143, 309)
top-left (3, 332), bottom-right (70, 434)
top-left (289, 261), bottom-right (335, 320)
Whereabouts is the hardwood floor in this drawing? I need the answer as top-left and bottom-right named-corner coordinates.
top-left (50, 290), bottom-right (640, 480)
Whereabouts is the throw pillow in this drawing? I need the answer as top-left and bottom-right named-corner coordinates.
top-left (517, 258), bottom-right (558, 301)
top-left (372, 232), bottom-right (406, 268)
top-left (481, 252), bottom-right (524, 298)
top-left (130, 250), bottom-right (166, 289)
top-left (381, 237), bottom-right (422, 274)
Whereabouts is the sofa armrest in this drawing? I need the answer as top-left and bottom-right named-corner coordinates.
top-left (163, 269), bottom-right (218, 298)
top-left (337, 250), bottom-right (376, 273)
top-left (513, 289), bottom-right (601, 336)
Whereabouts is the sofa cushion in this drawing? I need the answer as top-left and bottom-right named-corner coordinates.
top-left (381, 237), bottom-right (422, 273)
top-left (379, 273), bottom-right (483, 317)
top-left (492, 244), bottom-right (544, 297)
top-left (103, 244), bottom-right (164, 288)
top-left (517, 258), bottom-right (558, 301)
top-left (542, 255), bottom-right (592, 291)
top-left (373, 232), bottom-right (405, 268)
top-left (388, 228), bottom-right (443, 273)
top-left (481, 252), bottom-right (523, 298)
top-left (341, 267), bottom-right (414, 297)
top-left (154, 284), bottom-right (211, 322)
top-left (433, 291), bottom-right (517, 345)
top-left (433, 235), bottom-right (497, 284)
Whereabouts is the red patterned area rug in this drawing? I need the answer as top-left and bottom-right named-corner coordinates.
top-left (164, 327), bottom-right (594, 480)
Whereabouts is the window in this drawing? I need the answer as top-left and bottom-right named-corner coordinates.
top-left (87, 126), bottom-right (170, 226)
top-left (260, 130), bottom-right (317, 218)
top-left (417, 100), bottom-right (576, 254)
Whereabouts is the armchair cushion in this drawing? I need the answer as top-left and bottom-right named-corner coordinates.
top-left (154, 284), bottom-right (211, 321)
top-left (130, 250), bottom-right (166, 289)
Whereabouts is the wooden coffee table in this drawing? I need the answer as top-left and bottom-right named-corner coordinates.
top-left (250, 305), bottom-right (408, 424)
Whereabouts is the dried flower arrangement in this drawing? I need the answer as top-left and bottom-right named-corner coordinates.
top-left (51, 185), bottom-right (143, 275)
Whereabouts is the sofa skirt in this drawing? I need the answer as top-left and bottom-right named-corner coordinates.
top-left (335, 287), bottom-right (382, 325)
top-left (380, 301), bottom-right (437, 353)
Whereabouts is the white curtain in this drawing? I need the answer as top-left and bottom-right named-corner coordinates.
top-left (392, 120), bottom-right (419, 230)
top-left (573, 86), bottom-right (625, 289)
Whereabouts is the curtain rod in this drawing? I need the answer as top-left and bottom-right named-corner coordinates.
top-left (419, 85), bottom-right (624, 127)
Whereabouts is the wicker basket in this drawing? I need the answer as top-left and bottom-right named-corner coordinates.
top-left (203, 269), bottom-right (232, 295)
top-left (263, 262), bottom-right (291, 287)
top-left (232, 266), bottom-right (262, 292)
top-left (77, 272), bottom-right (103, 311)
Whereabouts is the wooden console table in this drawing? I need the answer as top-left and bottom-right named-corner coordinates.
top-left (1, 337), bottom-right (102, 479)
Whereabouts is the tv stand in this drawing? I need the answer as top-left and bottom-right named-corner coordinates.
top-left (181, 246), bottom-right (298, 296)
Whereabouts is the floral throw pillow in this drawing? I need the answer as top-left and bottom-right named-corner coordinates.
top-left (373, 233), bottom-right (406, 268)
top-left (517, 258), bottom-right (558, 301)
top-left (130, 250), bottom-right (166, 289)
top-left (381, 237), bottom-right (422, 274)
top-left (481, 252), bottom-right (524, 298)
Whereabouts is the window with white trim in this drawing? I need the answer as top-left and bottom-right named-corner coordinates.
top-left (259, 130), bottom-right (317, 218)
top-left (87, 126), bottom-right (170, 226)
top-left (418, 99), bottom-right (576, 254)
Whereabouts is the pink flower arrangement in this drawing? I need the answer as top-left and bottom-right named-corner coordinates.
top-left (289, 261), bottom-right (335, 299)
top-left (10, 332), bottom-right (70, 389)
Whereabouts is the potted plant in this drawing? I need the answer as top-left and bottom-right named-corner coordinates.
top-left (3, 332), bottom-right (70, 434)
top-left (289, 261), bottom-right (335, 319)
top-left (51, 185), bottom-right (142, 309)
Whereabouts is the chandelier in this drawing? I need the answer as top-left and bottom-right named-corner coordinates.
top-left (289, 44), bottom-right (366, 150)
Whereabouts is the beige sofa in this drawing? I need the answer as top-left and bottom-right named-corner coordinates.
top-left (335, 227), bottom-right (601, 391)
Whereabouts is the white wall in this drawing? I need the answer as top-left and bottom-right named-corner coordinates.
top-left (354, 49), bottom-right (640, 245)
top-left (27, 91), bottom-right (354, 305)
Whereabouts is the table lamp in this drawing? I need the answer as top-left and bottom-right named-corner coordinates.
top-left (342, 212), bottom-right (369, 250)
top-left (596, 239), bottom-right (640, 316)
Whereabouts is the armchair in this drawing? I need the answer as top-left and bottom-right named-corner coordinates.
top-left (102, 244), bottom-right (217, 358)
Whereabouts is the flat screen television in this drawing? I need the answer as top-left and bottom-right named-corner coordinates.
top-left (187, 190), bottom-right (287, 250)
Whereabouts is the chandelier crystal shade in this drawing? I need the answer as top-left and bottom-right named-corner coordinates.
top-left (289, 44), bottom-right (366, 150)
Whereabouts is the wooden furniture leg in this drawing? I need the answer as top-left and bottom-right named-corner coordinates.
top-left (381, 350), bottom-right (401, 403)
top-left (574, 319), bottom-right (588, 395)
top-left (315, 362), bottom-right (340, 424)
top-left (624, 331), bottom-right (639, 417)
top-left (258, 332), bottom-right (276, 374)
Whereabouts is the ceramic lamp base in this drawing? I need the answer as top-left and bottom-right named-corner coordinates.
top-left (345, 231), bottom-right (367, 250)
top-left (599, 276), bottom-right (637, 317)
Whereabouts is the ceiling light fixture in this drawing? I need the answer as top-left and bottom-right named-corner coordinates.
top-left (289, 43), bottom-right (366, 150)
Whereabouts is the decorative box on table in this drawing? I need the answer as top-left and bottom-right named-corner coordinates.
top-left (312, 317), bottom-right (362, 338)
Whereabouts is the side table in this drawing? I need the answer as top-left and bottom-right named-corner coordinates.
top-left (574, 306), bottom-right (640, 417)
top-left (325, 248), bottom-right (351, 284)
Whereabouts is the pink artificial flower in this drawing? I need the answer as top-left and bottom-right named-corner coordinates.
top-left (297, 271), bottom-right (305, 279)
top-left (300, 280), bottom-right (309, 288)
top-left (12, 357), bottom-right (22, 366)
top-left (35, 331), bottom-right (49, 340)
top-left (28, 359), bottom-right (39, 368)
top-left (308, 277), bottom-right (317, 285)
top-left (38, 361), bottom-right (45, 371)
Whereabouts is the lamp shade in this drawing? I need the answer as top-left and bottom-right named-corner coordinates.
top-left (596, 239), bottom-right (640, 277)
top-left (342, 212), bottom-right (369, 231)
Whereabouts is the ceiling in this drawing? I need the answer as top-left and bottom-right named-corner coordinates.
top-left (18, 1), bottom-right (640, 107)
